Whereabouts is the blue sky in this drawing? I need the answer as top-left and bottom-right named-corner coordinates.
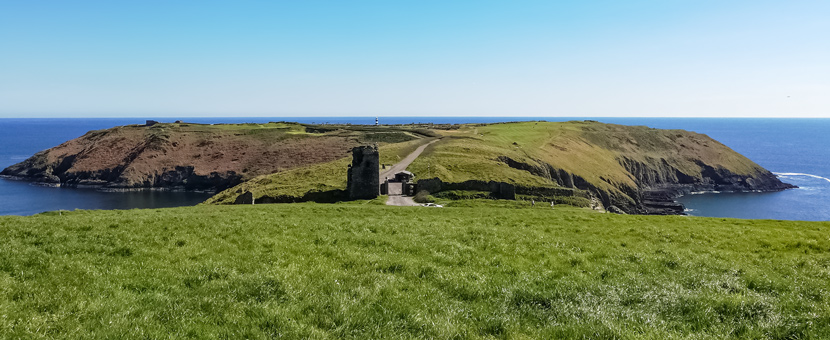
top-left (1, 1), bottom-right (827, 118)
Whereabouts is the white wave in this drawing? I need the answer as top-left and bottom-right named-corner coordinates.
top-left (774, 172), bottom-right (830, 184)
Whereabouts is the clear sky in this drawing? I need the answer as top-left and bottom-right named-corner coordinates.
top-left (1, 1), bottom-right (828, 118)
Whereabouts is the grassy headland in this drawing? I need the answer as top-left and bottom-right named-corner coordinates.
top-left (3, 120), bottom-right (792, 213)
top-left (406, 121), bottom-right (788, 212)
top-left (210, 121), bottom-right (789, 214)
top-left (408, 120), bottom-right (764, 190)
top-left (0, 203), bottom-right (827, 339)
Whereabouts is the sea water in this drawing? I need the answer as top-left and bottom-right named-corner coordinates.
top-left (1, 117), bottom-right (828, 220)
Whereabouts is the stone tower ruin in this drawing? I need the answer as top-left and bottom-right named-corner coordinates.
top-left (347, 145), bottom-right (380, 200)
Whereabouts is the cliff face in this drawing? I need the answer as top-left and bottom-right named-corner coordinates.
top-left (404, 121), bottom-right (795, 215)
top-left (0, 122), bottom-right (410, 192)
top-left (496, 154), bottom-right (792, 215)
top-left (617, 156), bottom-right (792, 214)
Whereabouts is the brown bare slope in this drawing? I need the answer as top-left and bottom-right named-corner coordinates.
top-left (0, 122), bottom-right (421, 192)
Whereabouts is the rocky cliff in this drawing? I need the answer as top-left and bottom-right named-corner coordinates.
top-left (403, 121), bottom-right (795, 214)
top-left (494, 153), bottom-right (792, 215)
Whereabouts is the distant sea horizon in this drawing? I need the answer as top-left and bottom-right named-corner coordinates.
top-left (2, 117), bottom-right (829, 221)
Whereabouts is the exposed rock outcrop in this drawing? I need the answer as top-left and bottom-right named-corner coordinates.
top-left (496, 154), bottom-right (794, 215)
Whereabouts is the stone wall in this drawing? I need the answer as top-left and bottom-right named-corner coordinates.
top-left (416, 178), bottom-right (516, 200)
top-left (347, 145), bottom-right (380, 200)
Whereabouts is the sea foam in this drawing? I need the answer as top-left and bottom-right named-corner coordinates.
top-left (774, 172), bottom-right (830, 184)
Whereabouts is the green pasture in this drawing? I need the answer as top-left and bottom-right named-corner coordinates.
top-left (1, 203), bottom-right (828, 339)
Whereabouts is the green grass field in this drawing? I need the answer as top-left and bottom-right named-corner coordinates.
top-left (1, 203), bottom-right (828, 339)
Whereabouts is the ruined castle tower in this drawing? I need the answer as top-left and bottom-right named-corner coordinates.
top-left (347, 145), bottom-right (380, 200)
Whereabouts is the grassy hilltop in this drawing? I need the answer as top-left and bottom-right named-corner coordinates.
top-left (0, 203), bottom-right (828, 339)
top-left (409, 121), bottom-right (761, 187)
top-left (210, 121), bottom-right (790, 213)
top-left (408, 121), bottom-right (788, 210)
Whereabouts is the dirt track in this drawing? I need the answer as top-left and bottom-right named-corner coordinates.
top-left (380, 139), bottom-right (439, 182)
top-left (386, 195), bottom-right (419, 206)
top-left (383, 139), bottom-right (440, 206)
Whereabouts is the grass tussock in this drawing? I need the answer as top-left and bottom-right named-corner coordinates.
top-left (412, 190), bottom-right (435, 203)
top-left (0, 204), bottom-right (828, 338)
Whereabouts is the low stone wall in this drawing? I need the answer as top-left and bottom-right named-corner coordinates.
top-left (416, 178), bottom-right (516, 200)
top-left (515, 186), bottom-right (587, 198)
top-left (416, 178), bottom-right (596, 201)
top-left (247, 189), bottom-right (347, 204)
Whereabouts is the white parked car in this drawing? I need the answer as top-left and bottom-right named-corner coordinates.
top-left (421, 203), bottom-right (444, 208)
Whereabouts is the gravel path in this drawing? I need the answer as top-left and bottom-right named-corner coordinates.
top-left (383, 139), bottom-right (440, 206)
top-left (380, 139), bottom-right (440, 182)
top-left (386, 195), bottom-right (419, 206)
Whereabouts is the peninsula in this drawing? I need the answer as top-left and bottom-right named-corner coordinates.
top-left (2, 120), bottom-right (794, 214)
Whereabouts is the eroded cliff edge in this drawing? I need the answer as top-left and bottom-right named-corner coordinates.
top-left (493, 154), bottom-right (793, 214)
top-left (402, 121), bottom-right (795, 215)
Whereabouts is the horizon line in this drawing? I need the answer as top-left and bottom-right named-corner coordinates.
top-left (2, 115), bottom-right (830, 119)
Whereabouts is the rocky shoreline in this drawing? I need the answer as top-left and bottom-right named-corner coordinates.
top-left (0, 166), bottom-right (239, 193)
top-left (496, 155), bottom-right (795, 215)
top-left (4, 152), bottom-right (796, 216)
top-left (640, 180), bottom-right (797, 215)
top-left (0, 175), bottom-right (220, 194)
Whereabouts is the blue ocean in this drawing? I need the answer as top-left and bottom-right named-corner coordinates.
top-left (1, 117), bottom-right (828, 220)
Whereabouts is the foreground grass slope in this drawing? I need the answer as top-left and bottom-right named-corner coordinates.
top-left (1, 204), bottom-right (828, 339)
